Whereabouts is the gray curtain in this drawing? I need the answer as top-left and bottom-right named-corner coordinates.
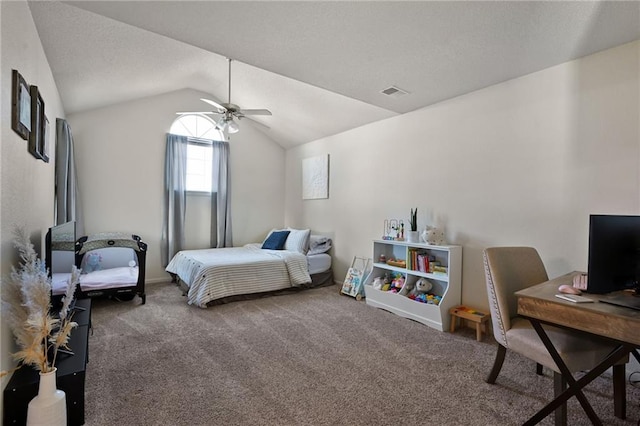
top-left (161, 133), bottom-right (188, 266)
top-left (211, 141), bottom-right (232, 248)
top-left (55, 119), bottom-right (84, 234)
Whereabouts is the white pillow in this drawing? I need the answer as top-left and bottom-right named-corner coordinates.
top-left (285, 228), bottom-right (310, 254)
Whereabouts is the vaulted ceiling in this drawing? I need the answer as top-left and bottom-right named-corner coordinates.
top-left (28, 1), bottom-right (640, 149)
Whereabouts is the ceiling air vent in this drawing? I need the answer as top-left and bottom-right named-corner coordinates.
top-left (380, 86), bottom-right (409, 98)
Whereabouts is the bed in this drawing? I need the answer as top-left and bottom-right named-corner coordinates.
top-left (166, 229), bottom-right (334, 307)
top-left (52, 233), bottom-right (147, 304)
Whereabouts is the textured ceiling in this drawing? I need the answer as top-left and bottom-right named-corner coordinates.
top-left (28, 1), bottom-right (640, 149)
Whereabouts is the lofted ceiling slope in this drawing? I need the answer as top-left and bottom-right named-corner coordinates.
top-left (28, 1), bottom-right (640, 149)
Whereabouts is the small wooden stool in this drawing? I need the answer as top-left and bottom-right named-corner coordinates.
top-left (449, 305), bottom-right (491, 341)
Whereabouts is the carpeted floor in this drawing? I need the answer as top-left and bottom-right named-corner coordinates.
top-left (84, 282), bottom-right (640, 425)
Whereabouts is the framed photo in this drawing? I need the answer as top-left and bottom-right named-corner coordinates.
top-left (11, 70), bottom-right (31, 140)
top-left (41, 116), bottom-right (50, 163)
top-left (28, 85), bottom-right (45, 160)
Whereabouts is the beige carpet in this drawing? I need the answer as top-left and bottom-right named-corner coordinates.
top-left (84, 283), bottom-right (640, 425)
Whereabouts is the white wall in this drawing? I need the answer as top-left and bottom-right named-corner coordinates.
top-left (67, 88), bottom-right (286, 282)
top-left (0, 0), bottom-right (66, 418)
top-left (285, 41), bottom-right (640, 312)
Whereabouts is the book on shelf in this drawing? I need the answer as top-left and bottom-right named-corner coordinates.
top-left (432, 265), bottom-right (448, 275)
top-left (408, 248), bottom-right (434, 273)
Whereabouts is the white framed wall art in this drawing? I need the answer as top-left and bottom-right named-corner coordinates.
top-left (302, 154), bottom-right (329, 200)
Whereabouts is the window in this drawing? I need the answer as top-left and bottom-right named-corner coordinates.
top-left (170, 114), bottom-right (224, 192)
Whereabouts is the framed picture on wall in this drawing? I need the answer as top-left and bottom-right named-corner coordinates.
top-left (28, 85), bottom-right (45, 160)
top-left (41, 116), bottom-right (50, 163)
top-left (11, 70), bottom-right (31, 140)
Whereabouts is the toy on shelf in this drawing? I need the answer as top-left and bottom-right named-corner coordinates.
top-left (386, 259), bottom-right (407, 268)
top-left (420, 226), bottom-right (446, 246)
top-left (388, 275), bottom-right (405, 293)
top-left (372, 276), bottom-right (383, 290)
top-left (399, 279), bottom-right (414, 296)
top-left (383, 219), bottom-right (405, 241)
top-left (377, 272), bottom-right (392, 291)
top-left (406, 278), bottom-right (441, 304)
top-left (408, 278), bottom-right (432, 298)
top-left (411, 293), bottom-right (442, 305)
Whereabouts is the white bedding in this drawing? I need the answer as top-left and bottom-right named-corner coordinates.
top-left (165, 243), bottom-right (312, 308)
top-left (52, 267), bottom-right (139, 295)
top-left (308, 253), bottom-right (332, 275)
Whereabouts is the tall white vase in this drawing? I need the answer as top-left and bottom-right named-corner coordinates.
top-left (27, 367), bottom-right (66, 426)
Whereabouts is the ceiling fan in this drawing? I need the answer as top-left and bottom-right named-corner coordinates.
top-left (177, 58), bottom-right (272, 135)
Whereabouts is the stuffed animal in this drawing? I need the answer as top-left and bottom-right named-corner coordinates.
top-left (399, 280), bottom-right (414, 296)
top-left (416, 278), bottom-right (433, 293)
top-left (83, 252), bottom-right (102, 274)
top-left (409, 278), bottom-right (433, 298)
top-left (372, 277), bottom-right (383, 290)
top-left (389, 276), bottom-right (405, 293)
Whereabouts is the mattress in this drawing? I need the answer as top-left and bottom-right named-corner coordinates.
top-left (52, 273), bottom-right (72, 295)
top-left (52, 267), bottom-right (139, 296)
top-left (308, 253), bottom-right (331, 275)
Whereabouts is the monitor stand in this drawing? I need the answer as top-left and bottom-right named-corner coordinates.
top-left (599, 291), bottom-right (640, 311)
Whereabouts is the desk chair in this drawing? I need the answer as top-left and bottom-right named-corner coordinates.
top-left (483, 247), bottom-right (627, 425)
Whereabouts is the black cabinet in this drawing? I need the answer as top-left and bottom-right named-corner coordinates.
top-left (3, 298), bottom-right (91, 425)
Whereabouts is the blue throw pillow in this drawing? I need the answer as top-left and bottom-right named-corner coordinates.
top-left (261, 230), bottom-right (290, 250)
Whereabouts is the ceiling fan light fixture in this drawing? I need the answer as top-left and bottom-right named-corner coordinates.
top-left (227, 120), bottom-right (239, 134)
top-left (215, 118), bottom-right (226, 132)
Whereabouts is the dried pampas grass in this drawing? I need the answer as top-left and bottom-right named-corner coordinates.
top-left (1, 228), bottom-right (79, 374)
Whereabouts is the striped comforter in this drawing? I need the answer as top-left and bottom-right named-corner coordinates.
top-left (165, 243), bottom-right (311, 307)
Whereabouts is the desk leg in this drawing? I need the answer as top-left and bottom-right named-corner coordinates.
top-left (523, 319), bottom-right (631, 426)
top-left (529, 320), bottom-right (600, 425)
top-left (613, 364), bottom-right (626, 419)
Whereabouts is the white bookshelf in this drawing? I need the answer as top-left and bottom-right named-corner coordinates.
top-left (363, 239), bottom-right (462, 331)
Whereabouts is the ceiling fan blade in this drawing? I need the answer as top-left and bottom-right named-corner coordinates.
top-left (200, 98), bottom-right (226, 113)
top-left (238, 108), bottom-right (272, 116)
top-left (176, 111), bottom-right (219, 115)
top-left (239, 115), bottom-right (271, 130)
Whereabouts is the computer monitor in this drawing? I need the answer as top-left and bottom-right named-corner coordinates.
top-left (587, 214), bottom-right (640, 294)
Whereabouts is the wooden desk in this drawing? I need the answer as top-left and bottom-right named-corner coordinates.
top-left (516, 272), bottom-right (640, 425)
